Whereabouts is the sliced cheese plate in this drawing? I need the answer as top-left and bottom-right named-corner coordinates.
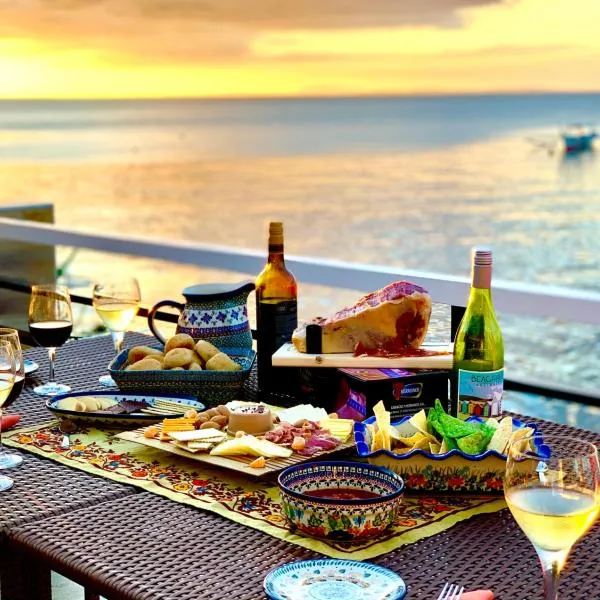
top-left (117, 425), bottom-right (357, 478)
top-left (272, 342), bottom-right (453, 370)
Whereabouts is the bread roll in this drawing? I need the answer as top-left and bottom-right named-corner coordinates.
top-left (194, 340), bottom-right (220, 363)
top-left (128, 346), bottom-right (163, 364)
top-left (165, 333), bottom-right (196, 354)
top-left (164, 348), bottom-right (195, 369)
top-left (188, 362), bottom-right (203, 371)
top-left (205, 352), bottom-right (241, 371)
top-left (126, 357), bottom-right (163, 371)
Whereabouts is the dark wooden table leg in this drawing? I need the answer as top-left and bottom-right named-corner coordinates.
top-left (1, 542), bottom-right (52, 600)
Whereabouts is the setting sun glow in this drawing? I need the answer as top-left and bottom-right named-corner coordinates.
top-left (1, 0), bottom-right (599, 99)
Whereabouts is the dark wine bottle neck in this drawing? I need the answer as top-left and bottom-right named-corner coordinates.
top-left (268, 244), bottom-right (285, 265)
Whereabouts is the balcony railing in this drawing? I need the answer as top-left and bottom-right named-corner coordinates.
top-left (1, 214), bottom-right (599, 406)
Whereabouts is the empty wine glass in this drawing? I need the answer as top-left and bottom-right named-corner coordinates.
top-left (28, 284), bottom-right (73, 396)
top-left (0, 340), bottom-right (17, 491)
top-left (0, 329), bottom-right (24, 468)
top-left (92, 276), bottom-right (141, 387)
top-left (505, 434), bottom-right (600, 600)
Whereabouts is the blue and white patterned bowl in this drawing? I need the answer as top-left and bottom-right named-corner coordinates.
top-left (278, 461), bottom-right (404, 541)
top-left (108, 345), bottom-right (255, 407)
top-left (264, 559), bottom-right (407, 600)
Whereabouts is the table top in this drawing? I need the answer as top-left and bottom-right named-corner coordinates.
top-left (4, 334), bottom-right (600, 600)
top-left (1, 333), bottom-right (149, 532)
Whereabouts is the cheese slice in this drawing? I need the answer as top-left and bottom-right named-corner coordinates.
top-left (210, 435), bottom-right (293, 458)
top-left (319, 418), bottom-right (354, 442)
top-left (168, 429), bottom-right (227, 442)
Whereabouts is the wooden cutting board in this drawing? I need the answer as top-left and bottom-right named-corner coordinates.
top-left (272, 342), bottom-right (453, 370)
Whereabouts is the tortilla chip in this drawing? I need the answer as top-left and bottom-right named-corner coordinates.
top-left (371, 429), bottom-right (387, 452)
top-left (373, 401), bottom-right (391, 451)
top-left (409, 409), bottom-right (429, 435)
top-left (439, 438), bottom-right (450, 454)
top-left (487, 416), bottom-right (513, 454)
top-left (508, 426), bottom-right (535, 455)
top-left (429, 441), bottom-right (441, 454)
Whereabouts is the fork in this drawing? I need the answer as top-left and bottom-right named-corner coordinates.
top-left (436, 582), bottom-right (464, 600)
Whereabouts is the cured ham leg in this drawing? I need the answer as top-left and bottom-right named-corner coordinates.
top-left (292, 281), bottom-right (432, 355)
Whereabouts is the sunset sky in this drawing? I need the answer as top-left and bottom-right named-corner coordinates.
top-left (1, 0), bottom-right (599, 99)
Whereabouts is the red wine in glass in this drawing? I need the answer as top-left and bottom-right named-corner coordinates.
top-left (28, 285), bottom-right (74, 397)
top-left (29, 321), bottom-right (73, 348)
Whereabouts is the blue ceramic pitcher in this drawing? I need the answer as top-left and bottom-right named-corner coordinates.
top-left (148, 281), bottom-right (255, 349)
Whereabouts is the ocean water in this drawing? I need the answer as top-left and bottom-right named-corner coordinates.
top-left (1, 94), bottom-right (599, 428)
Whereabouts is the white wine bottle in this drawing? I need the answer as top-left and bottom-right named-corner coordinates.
top-left (451, 247), bottom-right (504, 420)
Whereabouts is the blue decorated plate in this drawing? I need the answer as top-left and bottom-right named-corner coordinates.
top-left (263, 559), bottom-right (407, 600)
top-left (24, 359), bottom-right (39, 375)
top-left (46, 391), bottom-right (204, 428)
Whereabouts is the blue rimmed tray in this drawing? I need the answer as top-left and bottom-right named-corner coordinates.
top-left (354, 414), bottom-right (541, 493)
top-left (47, 391), bottom-right (205, 428)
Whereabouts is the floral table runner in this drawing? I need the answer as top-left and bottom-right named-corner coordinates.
top-left (5, 421), bottom-right (507, 560)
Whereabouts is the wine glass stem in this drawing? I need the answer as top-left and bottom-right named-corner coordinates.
top-left (48, 347), bottom-right (56, 383)
top-left (538, 548), bottom-right (568, 600)
top-left (0, 407), bottom-right (4, 454)
top-left (111, 331), bottom-right (124, 355)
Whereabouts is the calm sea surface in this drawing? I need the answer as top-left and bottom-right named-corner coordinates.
top-left (1, 95), bottom-right (599, 428)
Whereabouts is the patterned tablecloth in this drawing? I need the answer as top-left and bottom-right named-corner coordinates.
top-left (5, 420), bottom-right (506, 560)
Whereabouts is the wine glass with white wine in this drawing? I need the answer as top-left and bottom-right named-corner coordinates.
top-left (93, 276), bottom-right (141, 387)
top-left (0, 340), bottom-right (17, 491)
top-left (505, 434), bottom-right (600, 600)
top-left (0, 329), bottom-right (24, 469)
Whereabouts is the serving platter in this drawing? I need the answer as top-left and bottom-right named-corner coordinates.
top-left (47, 391), bottom-right (205, 427)
top-left (117, 424), bottom-right (357, 478)
top-left (272, 342), bottom-right (453, 369)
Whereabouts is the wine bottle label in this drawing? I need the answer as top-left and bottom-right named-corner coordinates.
top-left (256, 299), bottom-right (298, 397)
top-left (456, 367), bottom-right (504, 421)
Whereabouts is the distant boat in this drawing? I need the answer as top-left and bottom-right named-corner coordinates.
top-left (561, 124), bottom-right (597, 153)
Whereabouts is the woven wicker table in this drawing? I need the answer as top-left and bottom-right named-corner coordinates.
top-left (0, 334), bottom-right (151, 599)
top-left (2, 335), bottom-right (600, 600)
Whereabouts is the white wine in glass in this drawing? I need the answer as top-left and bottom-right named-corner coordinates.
top-left (0, 329), bottom-right (24, 468)
top-left (93, 277), bottom-right (141, 387)
top-left (505, 435), bottom-right (600, 600)
top-left (0, 340), bottom-right (17, 491)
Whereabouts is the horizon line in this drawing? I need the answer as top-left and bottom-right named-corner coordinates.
top-left (2, 90), bottom-right (600, 102)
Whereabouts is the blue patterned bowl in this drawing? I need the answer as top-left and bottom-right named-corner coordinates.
top-left (278, 461), bottom-right (404, 542)
top-left (108, 345), bottom-right (255, 407)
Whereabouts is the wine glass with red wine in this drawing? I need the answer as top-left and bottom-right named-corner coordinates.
top-left (0, 328), bottom-right (24, 468)
top-left (28, 284), bottom-right (73, 397)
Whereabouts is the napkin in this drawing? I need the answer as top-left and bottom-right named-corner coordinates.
top-left (462, 591), bottom-right (494, 600)
top-left (1, 414), bottom-right (21, 431)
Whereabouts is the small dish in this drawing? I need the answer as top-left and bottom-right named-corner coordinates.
top-left (263, 559), bottom-right (407, 600)
top-left (278, 461), bottom-right (404, 541)
top-left (24, 359), bottom-right (39, 375)
top-left (47, 391), bottom-right (204, 428)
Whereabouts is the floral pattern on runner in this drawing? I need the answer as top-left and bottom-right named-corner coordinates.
top-left (6, 422), bottom-right (507, 560)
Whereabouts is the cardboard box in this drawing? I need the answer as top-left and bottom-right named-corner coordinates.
top-left (334, 367), bottom-right (450, 422)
